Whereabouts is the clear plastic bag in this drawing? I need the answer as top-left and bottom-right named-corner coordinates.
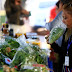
top-left (49, 27), bottom-right (64, 44)
top-left (5, 36), bottom-right (20, 48)
top-left (16, 35), bottom-right (27, 47)
top-left (10, 44), bottom-right (48, 71)
top-left (0, 36), bottom-right (17, 60)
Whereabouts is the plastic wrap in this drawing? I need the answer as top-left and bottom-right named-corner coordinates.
top-left (49, 27), bottom-right (64, 44)
top-left (0, 36), bottom-right (18, 65)
top-left (5, 36), bottom-right (20, 48)
top-left (10, 44), bottom-right (48, 71)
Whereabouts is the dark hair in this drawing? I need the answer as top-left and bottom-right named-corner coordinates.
top-left (4, 0), bottom-right (15, 8)
top-left (56, 1), bottom-right (60, 8)
top-left (11, 0), bottom-right (15, 4)
top-left (63, 3), bottom-right (72, 15)
top-left (61, 0), bottom-right (72, 4)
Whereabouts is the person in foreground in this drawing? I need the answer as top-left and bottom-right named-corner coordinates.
top-left (47, 3), bottom-right (72, 72)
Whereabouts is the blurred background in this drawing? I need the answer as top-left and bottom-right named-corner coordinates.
top-left (0, 0), bottom-right (58, 33)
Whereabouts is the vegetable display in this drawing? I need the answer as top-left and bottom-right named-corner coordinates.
top-left (10, 45), bottom-right (48, 70)
top-left (0, 35), bottom-right (49, 72)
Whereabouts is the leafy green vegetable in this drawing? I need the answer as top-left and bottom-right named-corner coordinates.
top-left (10, 45), bottom-right (48, 70)
top-left (7, 39), bottom-right (20, 48)
top-left (0, 47), bottom-right (16, 59)
top-left (49, 27), bottom-right (64, 44)
top-left (0, 45), bottom-right (9, 48)
top-left (10, 50), bottom-right (28, 67)
top-left (0, 68), bottom-right (3, 72)
top-left (8, 50), bottom-right (16, 59)
top-left (5, 36), bottom-right (20, 48)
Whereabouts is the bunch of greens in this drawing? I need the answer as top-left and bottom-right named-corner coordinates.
top-left (10, 45), bottom-right (48, 71)
top-left (31, 45), bottom-right (47, 65)
top-left (10, 49), bottom-right (29, 67)
top-left (5, 36), bottom-right (20, 48)
top-left (0, 46), bottom-right (16, 59)
top-left (0, 42), bottom-right (16, 66)
top-left (49, 27), bottom-right (64, 44)
top-left (0, 44), bottom-right (9, 48)
top-left (7, 39), bottom-right (20, 48)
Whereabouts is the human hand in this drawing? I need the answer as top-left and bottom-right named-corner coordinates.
top-left (21, 9), bottom-right (29, 15)
top-left (45, 34), bottom-right (50, 44)
top-left (45, 34), bottom-right (55, 44)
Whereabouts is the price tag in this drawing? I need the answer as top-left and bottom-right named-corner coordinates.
top-left (65, 56), bottom-right (69, 66)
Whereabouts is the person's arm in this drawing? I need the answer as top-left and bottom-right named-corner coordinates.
top-left (51, 42), bottom-right (63, 54)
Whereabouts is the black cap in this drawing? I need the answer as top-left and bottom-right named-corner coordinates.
top-left (61, 0), bottom-right (72, 4)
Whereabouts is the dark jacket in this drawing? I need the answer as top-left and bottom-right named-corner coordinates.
top-left (51, 29), bottom-right (72, 72)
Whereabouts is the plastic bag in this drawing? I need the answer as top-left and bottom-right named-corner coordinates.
top-left (0, 36), bottom-right (16, 59)
top-left (10, 44), bottom-right (48, 70)
top-left (49, 27), bottom-right (64, 44)
top-left (20, 65), bottom-right (49, 72)
top-left (10, 45), bottom-right (34, 68)
top-left (16, 35), bottom-right (27, 47)
top-left (5, 36), bottom-right (20, 48)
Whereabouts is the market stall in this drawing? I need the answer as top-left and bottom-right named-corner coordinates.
top-left (0, 31), bottom-right (53, 72)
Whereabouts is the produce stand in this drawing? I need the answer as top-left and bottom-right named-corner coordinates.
top-left (0, 33), bottom-right (54, 72)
